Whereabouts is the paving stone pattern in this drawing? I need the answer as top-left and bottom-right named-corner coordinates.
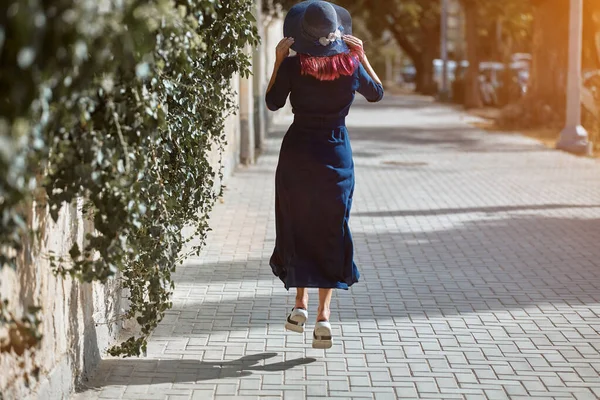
top-left (74, 96), bottom-right (600, 400)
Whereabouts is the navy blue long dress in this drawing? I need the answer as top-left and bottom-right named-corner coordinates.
top-left (266, 55), bottom-right (384, 290)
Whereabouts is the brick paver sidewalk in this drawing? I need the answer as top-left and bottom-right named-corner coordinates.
top-left (74, 96), bottom-right (600, 400)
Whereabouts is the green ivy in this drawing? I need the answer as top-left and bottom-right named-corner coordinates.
top-left (1, 0), bottom-right (258, 357)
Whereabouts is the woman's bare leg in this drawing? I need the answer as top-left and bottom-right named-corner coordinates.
top-left (295, 288), bottom-right (308, 310)
top-left (317, 288), bottom-right (333, 322)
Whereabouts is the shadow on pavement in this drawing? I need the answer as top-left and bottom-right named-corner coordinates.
top-left (346, 215), bottom-right (600, 321)
top-left (350, 95), bottom-right (435, 111)
top-left (348, 125), bottom-right (496, 148)
top-left (266, 125), bottom-right (548, 157)
top-left (153, 214), bottom-right (600, 337)
top-left (80, 353), bottom-right (316, 389)
top-left (353, 204), bottom-right (600, 218)
top-left (174, 259), bottom-right (275, 285)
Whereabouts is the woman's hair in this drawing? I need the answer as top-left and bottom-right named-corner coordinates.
top-left (299, 48), bottom-right (363, 81)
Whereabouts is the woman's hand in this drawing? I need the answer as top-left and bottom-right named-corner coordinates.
top-left (345, 34), bottom-right (381, 85)
top-left (343, 35), bottom-right (365, 60)
top-left (276, 37), bottom-right (295, 63)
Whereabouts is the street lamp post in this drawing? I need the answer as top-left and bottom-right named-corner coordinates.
top-left (557, 0), bottom-right (590, 155)
top-left (438, 0), bottom-right (450, 101)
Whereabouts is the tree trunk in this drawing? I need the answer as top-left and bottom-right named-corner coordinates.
top-left (415, 59), bottom-right (437, 95)
top-left (595, 10), bottom-right (600, 67)
top-left (595, 13), bottom-right (600, 68)
top-left (497, 30), bottom-right (514, 106)
top-left (420, 50), bottom-right (438, 95)
top-left (413, 24), bottom-right (439, 95)
top-left (415, 59), bottom-right (425, 93)
top-left (415, 53), bottom-right (438, 95)
top-left (390, 18), bottom-right (439, 95)
top-left (463, 0), bottom-right (482, 109)
top-left (388, 24), bottom-right (430, 94)
top-left (523, 0), bottom-right (569, 126)
top-left (583, 4), bottom-right (600, 70)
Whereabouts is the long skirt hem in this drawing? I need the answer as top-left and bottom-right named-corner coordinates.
top-left (269, 260), bottom-right (359, 291)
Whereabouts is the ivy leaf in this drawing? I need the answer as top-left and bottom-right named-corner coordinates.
top-left (69, 243), bottom-right (81, 260)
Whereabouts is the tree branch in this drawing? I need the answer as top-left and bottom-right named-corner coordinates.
top-left (387, 21), bottom-right (422, 62)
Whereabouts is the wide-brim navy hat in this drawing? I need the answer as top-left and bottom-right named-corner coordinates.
top-left (283, 0), bottom-right (352, 57)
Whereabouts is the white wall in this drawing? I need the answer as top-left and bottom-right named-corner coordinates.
top-left (0, 199), bottom-right (121, 400)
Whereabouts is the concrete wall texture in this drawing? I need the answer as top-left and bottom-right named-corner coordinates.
top-left (0, 8), bottom-right (285, 400)
top-left (0, 199), bottom-right (122, 400)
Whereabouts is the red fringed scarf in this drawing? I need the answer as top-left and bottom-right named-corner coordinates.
top-left (299, 49), bottom-right (363, 81)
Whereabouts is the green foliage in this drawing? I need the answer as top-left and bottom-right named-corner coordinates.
top-left (473, 0), bottom-right (533, 59)
top-left (0, 300), bottom-right (42, 389)
top-left (0, 301), bottom-right (43, 356)
top-left (1, 0), bottom-right (258, 357)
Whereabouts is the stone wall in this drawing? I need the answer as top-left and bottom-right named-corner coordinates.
top-left (0, 8), bottom-right (287, 400)
top-left (0, 199), bottom-right (121, 400)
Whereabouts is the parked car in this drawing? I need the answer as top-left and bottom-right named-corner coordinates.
top-left (433, 59), bottom-right (468, 91)
top-left (478, 60), bottom-right (530, 106)
top-left (405, 54), bottom-right (531, 106)
top-left (401, 65), bottom-right (417, 83)
top-left (478, 62), bottom-right (504, 106)
top-left (511, 53), bottom-right (532, 63)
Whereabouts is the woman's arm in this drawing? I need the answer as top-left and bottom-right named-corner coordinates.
top-left (265, 37), bottom-right (295, 111)
top-left (343, 35), bottom-right (383, 86)
top-left (359, 54), bottom-right (382, 86)
top-left (267, 37), bottom-right (295, 93)
top-left (267, 60), bottom-right (283, 93)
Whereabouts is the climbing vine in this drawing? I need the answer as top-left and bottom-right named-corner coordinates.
top-left (0, 0), bottom-right (258, 357)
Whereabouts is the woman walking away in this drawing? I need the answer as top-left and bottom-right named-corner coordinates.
top-left (266, 0), bottom-right (383, 349)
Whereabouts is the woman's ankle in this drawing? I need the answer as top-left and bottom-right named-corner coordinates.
top-left (295, 298), bottom-right (308, 310)
top-left (316, 307), bottom-right (330, 322)
top-left (294, 288), bottom-right (308, 310)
